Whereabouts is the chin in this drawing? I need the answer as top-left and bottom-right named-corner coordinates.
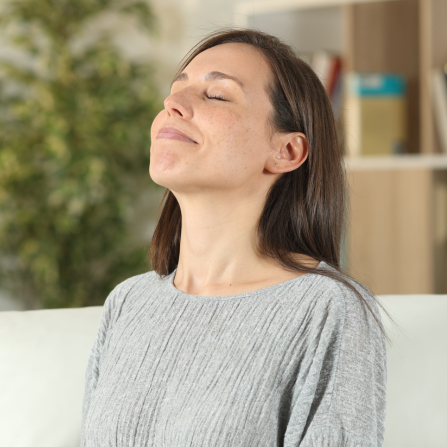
top-left (149, 163), bottom-right (187, 192)
top-left (149, 167), bottom-right (171, 189)
top-left (149, 148), bottom-right (178, 172)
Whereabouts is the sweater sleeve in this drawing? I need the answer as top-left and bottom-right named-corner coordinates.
top-left (283, 282), bottom-right (387, 447)
top-left (80, 279), bottom-right (131, 441)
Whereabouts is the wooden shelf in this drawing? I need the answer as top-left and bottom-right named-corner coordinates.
top-left (344, 0), bottom-right (447, 155)
top-left (344, 154), bottom-right (447, 170)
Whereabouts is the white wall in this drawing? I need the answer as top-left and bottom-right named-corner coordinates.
top-left (125, 0), bottom-right (344, 96)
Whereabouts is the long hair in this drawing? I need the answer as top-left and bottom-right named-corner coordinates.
top-left (148, 27), bottom-right (397, 344)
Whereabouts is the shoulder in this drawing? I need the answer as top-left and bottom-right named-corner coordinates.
top-left (101, 269), bottom-right (171, 326)
top-left (297, 262), bottom-right (385, 345)
top-left (313, 261), bottom-right (380, 313)
top-left (321, 267), bottom-right (387, 358)
top-left (110, 269), bottom-right (163, 298)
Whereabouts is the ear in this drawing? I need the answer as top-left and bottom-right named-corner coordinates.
top-left (265, 132), bottom-right (309, 174)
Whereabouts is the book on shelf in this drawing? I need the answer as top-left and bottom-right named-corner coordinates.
top-left (430, 64), bottom-right (447, 154)
top-left (309, 50), bottom-right (343, 122)
top-left (344, 72), bottom-right (407, 156)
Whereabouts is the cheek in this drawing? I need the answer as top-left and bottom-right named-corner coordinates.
top-left (212, 113), bottom-right (264, 166)
top-left (149, 114), bottom-right (179, 175)
top-left (207, 110), bottom-right (253, 153)
top-left (150, 110), bottom-right (165, 140)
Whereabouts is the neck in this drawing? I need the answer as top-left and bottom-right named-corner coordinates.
top-left (173, 188), bottom-right (278, 293)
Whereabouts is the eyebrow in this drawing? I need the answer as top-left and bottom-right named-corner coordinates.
top-left (170, 71), bottom-right (244, 89)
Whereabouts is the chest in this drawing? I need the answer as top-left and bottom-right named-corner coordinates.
top-left (86, 296), bottom-right (312, 446)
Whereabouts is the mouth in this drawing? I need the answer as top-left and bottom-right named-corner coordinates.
top-left (156, 126), bottom-right (197, 144)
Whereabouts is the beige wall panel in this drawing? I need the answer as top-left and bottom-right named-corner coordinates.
top-left (431, 0), bottom-right (447, 67)
top-left (433, 171), bottom-right (447, 293)
top-left (430, 0), bottom-right (447, 153)
top-left (347, 169), bottom-right (433, 294)
top-left (419, 0), bottom-right (436, 154)
top-left (420, 0), bottom-right (447, 154)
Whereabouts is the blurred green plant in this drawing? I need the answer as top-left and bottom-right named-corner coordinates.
top-left (0, 0), bottom-right (162, 309)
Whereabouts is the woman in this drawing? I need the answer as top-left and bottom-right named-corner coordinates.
top-left (81, 28), bottom-right (393, 447)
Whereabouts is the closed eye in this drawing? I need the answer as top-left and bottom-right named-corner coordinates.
top-left (206, 94), bottom-right (226, 101)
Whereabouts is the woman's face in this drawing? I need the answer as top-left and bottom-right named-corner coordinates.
top-left (149, 42), bottom-right (281, 196)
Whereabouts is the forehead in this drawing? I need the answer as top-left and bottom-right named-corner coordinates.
top-left (183, 43), bottom-right (273, 93)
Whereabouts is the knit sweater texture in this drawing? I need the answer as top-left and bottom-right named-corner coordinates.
top-left (81, 260), bottom-right (387, 447)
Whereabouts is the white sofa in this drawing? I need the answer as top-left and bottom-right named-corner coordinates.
top-left (0, 295), bottom-right (446, 447)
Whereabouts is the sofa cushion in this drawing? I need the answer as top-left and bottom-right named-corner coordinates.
top-left (378, 294), bottom-right (447, 447)
top-left (0, 306), bottom-right (103, 447)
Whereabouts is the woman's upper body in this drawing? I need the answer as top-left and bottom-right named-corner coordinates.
top-left (81, 28), bottom-right (389, 446)
top-left (81, 260), bottom-right (387, 447)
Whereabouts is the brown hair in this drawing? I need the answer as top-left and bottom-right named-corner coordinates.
top-left (148, 27), bottom-right (398, 345)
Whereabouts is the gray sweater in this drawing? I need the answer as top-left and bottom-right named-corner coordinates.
top-left (81, 260), bottom-right (387, 447)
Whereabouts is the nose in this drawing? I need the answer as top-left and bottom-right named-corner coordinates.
top-left (164, 91), bottom-right (193, 120)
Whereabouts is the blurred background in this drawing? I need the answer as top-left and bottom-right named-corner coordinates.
top-left (0, 0), bottom-right (446, 312)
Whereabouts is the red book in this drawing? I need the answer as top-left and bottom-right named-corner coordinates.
top-left (327, 56), bottom-right (342, 99)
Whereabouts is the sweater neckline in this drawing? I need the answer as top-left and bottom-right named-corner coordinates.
top-left (166, 260), bottom-right (327, 301)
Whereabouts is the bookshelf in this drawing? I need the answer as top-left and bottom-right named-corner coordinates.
top-left (236, 0), bottom-right (447, 155)
top-left (342, 0), bottom-right (447, 294)
top-left (235, 0), bottom-right (447, 294)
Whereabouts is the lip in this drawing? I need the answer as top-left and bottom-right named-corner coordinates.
top-left (156, 126), bottom-right (197, 143)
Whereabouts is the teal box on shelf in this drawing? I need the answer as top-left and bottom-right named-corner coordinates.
top-left (344, 72), bottom-right (407, 156)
